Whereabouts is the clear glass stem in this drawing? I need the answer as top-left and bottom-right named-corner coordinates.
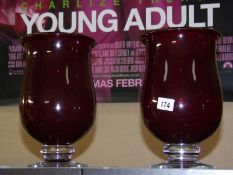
top-left (151, 143), bottom-right (214, 169)
top-left (41, 145), bottom-right (74, 162)
top-left (28, 145), bottom-right (87, 167)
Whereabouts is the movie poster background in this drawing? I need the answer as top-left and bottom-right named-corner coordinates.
top-left (0, 0), bottom-right (232, 104)
top-left (182, 0), bottom-right (233, 101)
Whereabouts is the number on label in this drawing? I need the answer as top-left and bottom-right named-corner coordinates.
top-left (157, 97), bottom-right (175, 112)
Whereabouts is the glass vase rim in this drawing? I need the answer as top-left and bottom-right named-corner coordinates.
top-left (141, 27), bottom-right (221, 43)
top-left (20, 32), bottom-right (96, 47)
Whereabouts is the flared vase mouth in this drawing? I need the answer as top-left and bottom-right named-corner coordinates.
top-left (20, 32), bottom-right (96, 47)
top-left (140, 27), bottom-right (221, 44)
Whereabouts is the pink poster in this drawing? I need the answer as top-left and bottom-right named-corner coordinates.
top-left (2, 0), bottom-right (231, 103)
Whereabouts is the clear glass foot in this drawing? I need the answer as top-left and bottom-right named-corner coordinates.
top-left (28, 145), bottom-right (87, 168)
top-left (151, 143), bottom-right (214, 169)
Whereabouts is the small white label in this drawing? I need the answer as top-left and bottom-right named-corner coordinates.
top-left (157, 97), bottom-right (175, 112)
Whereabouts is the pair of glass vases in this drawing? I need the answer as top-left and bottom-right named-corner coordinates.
top-left (19, 28), bottom-right (222, 168)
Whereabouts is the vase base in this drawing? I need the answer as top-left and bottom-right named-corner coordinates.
top-left (27, 161), bottom-right (87, 168)
top-left (150, 161), bottom-right (214, 169)
top-left (151, 143), bottom-right (215, 169)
